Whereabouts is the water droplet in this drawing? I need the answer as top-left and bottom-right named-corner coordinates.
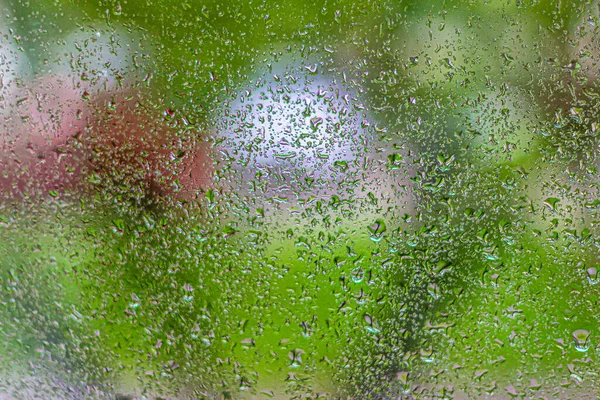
top-left (310, 116), bottom-right (323, 130)
top-left (544, 197), bottom-right (560, 211)
top-left (587, 267), bottom-right (599, 284)
top-left (364, 314), bottom-right (380, 333)
top-left (506, 385), bottom-right (518, 397)
top-left (436, 261), bottom-right (452, 275)
top-left (288, 349), bottom-right (303, 368)
top-left (396, 371), bottom-right (410, 392)
top-left (368, 219), bottom-right (387, 242)
top-left (572, 329), bottom-right (590, 352)
top-left (420, 346), bottom-right (435, 363)
top-left (351, 266), bottom-right (364, 283)
top-left (428, 283), bottom-right (441, 299)
top-left (205, 188), bottom-right (215, 203)
top-left (300, 321), bottom-right (313, 338)
top-left (483, 252), bottom-right (500, 261)
top-left (387, 153), bottom-right (403, 170)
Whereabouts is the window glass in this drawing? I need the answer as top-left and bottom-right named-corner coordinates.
top-left (1, 0), bottom-right (600, 398)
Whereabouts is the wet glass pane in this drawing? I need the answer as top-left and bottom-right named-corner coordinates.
top-left (2, 0), bottom-right (600, 398)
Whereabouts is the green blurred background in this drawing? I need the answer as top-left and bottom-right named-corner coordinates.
top-left (2, 0), bottom-right (600, 398)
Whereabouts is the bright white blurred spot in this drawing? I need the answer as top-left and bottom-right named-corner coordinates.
top-left (216, 50), bottom-right (415, 233)
top-left (218, 55), bottom-right (369, 183)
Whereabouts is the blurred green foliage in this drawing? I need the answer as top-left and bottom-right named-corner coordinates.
top-left (3, 0), bottom-right (600, 398)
